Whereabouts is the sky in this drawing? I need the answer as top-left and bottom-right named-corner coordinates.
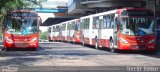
top-left (42, 0), bottom-right (69, 8)
top-left (40, 0), bottom-right (69, 32)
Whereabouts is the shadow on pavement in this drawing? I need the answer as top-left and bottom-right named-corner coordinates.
top-left (6, 48), bottom-right (37, 51)
top-left (83, 44), bottom-right (160, 59)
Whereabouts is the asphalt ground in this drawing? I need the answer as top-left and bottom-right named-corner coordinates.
top-left (0, 42), bottom-right (160, 72)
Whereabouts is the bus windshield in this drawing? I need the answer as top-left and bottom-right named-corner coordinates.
top-left (6, 17), bottom-right (38, 35)
top-left (120, 17), bottom-right (155, 36)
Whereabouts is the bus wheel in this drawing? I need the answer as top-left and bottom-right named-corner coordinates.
top-left (95, 39), bottom-right (99, 49)
top-left (109, 39), bottom-right (117, 53)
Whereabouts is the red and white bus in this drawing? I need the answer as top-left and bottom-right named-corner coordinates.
top-left (48, 23), bottom-right (61, 42)
top-left (48, 8), bottom-right (156, 53)
top-left (80, 8), bottom-right (156, 52)
top-left (48, 19), bottom-right (81, 43)
top-left (47, 26), bottom-right (52, 42)
top-left (52, 24), bottom-right (61, 41)
top-left (66, 19), bottom-right (81, 43)
top-left (60, 22), bottom-right (68, 42)
top-left (3, 10), bottom-right (41, 50)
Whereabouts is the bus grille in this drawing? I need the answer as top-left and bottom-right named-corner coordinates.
top-left (131, 45), bottom-right (145, 49)
top-left (15, 43), bottom-right (29, 47)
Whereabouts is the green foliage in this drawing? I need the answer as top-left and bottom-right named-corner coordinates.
top-left (0, 0), bottom-right (47, 15)
top-left (39, 31), bottom-right (48, 40)
top-left (0, 0), bottom-right (23, 15)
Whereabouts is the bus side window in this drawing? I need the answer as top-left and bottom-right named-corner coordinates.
top-left (95, 17), bottom-right (100, 29)
top-left (107, 15), bottom-right (111, 28)
top-left (93, 17), bottom-right (100, 29)
top-left (93, 17), bottom-right (96, 29)
top-left (87, 18), bottom-right (90, 29)
top-left (103, 15), bottom-right (111, 29)
top-left (81, 19), bottom-right (85, 29)
top-left (103, 16), bottom-right (107, 28)
top-left (84, 19), bottom-right (86, 29)
top-left (111, 14), bottom-right (115, 28)
top-left (75, 22), bottom-right (78, 31)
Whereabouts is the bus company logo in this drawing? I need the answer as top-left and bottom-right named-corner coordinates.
top-left (137, 38), bottom-right (144, 43)
top-left (137, 38), bottom-right (140, 41)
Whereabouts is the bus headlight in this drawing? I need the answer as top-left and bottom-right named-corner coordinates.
top-left (148, 39), bottom-right (155, 44)
top-left (120, 37), bottom-right (128, 44)
top-left (31, 38), bottom-right (38, 42)
top-left (5, 37), bottom-right (13, 43)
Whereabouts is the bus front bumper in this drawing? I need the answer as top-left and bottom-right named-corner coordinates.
top-left (4, 41), bottom-right (39, 49)
top-left (118, 43), bottom-right (156, 51)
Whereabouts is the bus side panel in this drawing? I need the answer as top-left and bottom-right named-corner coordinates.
top-left (83, 29), bottom-right (90, 45)
top-left (100, 29), bottom-right (113, 48)
top-left (67, 30), bottom-right (70, 42)
top-left (54, 32), bottom-right (59, 41)
top-left (91, 29), bottom-right (98, 46)
top-left (74, 31), bottom-right (80, 43)
top-left (70, 30), bottom-right (75, 42)
top-left (61, 30), bottom-right (66, 41)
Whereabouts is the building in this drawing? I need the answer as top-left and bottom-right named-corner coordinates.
top-left (68, 0), bottom-right (147, 16)
top-left (67, 0), bottom-right (160, 17)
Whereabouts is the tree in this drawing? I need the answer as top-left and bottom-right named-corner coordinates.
top-left (24, 0), bottom-right (47, 8)
top-left (0, 0), bottom-right (47, 15)
top-left (39, 31), bottom-right (48, 40)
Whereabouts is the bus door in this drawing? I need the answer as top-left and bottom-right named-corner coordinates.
top-left (113, 14), bottom-right (119, 47)
top-left (156, 17), bottom-right (160, 47)
top-left (98, 16), bottom-right (103, 46)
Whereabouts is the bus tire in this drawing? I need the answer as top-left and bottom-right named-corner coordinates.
top-left (109, 39), bottom-right (117, 53)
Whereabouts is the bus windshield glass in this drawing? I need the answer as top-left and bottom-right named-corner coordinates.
top-left (120, 17), bottom-right (155, 36)
top-left (6, 17), bottom-right (38, 35)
